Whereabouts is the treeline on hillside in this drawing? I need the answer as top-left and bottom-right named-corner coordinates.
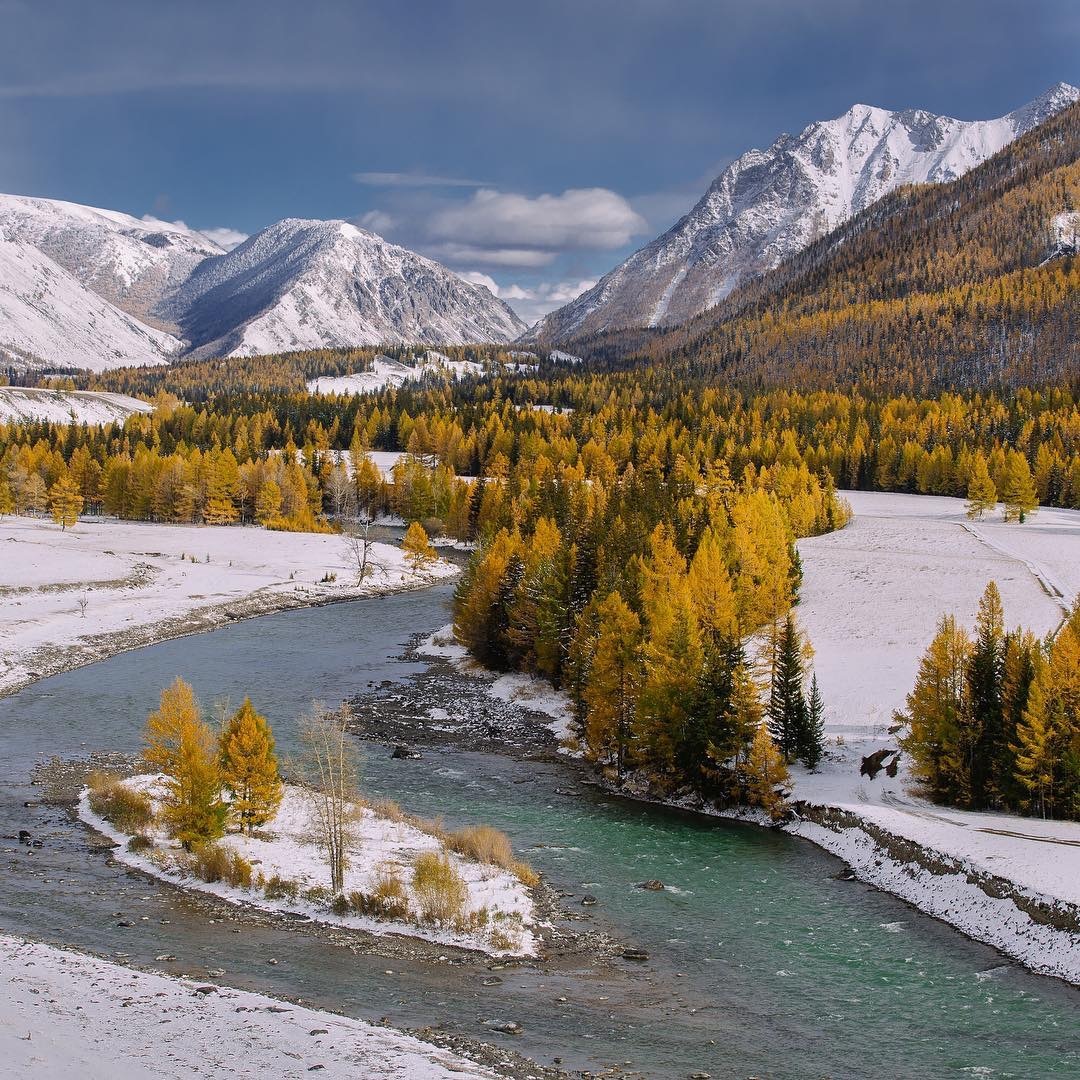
top-left (567, 102), bottom-right (1080, 390)
top-left (73, 344), bottom-right (535, 400)
top-left (2, 375), bottom-right (1080, 535)
top-left (900, 583), bottom-right (1080, 821)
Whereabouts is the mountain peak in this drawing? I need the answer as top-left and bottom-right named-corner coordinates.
top-left (1007, 81), bottom-right (1079, 128)
top-left (527, 83), bottom-right (1079, 343)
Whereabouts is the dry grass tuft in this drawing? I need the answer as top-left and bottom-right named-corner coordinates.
top-left (87, 771), bottom-right (154, 834)
top-left (411, 851), bottom-right (467, 926)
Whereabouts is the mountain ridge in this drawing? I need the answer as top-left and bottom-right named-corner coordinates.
top-left (526, 82), bottom-right (1079, 342)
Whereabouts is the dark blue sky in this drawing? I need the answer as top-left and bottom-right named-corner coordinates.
top-left (1, 0), bottom-right (1076, 321)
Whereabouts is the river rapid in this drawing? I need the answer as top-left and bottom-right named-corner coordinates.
top-left (1, 583), bottom-right (1078, 1079)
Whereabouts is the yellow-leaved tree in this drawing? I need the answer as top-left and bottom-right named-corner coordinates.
top-left (402, 520), bottom-right (437, 573)
top-left (742, 723), bottom-right (791, 819)
top-left (144, 677), bottom-right (226, 847)
top-left (49, 474), bottom-right (83, 530)
top-left (220, 698), bottom-right (283, 834)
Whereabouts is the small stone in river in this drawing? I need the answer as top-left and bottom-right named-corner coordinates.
top-left (116, 920), bottom-right (133, 928)
top-left (581, 895), bottom-right (598, 906)
top-left (155, 954), bottom-right (177, 963)
top-left (638, 879), bottom-right (665, 891)
top-left (267, 958), bottom-right (278, 965)
top-left (481, 976), bottom-right (502, 986)
top-left (621, 948), bottom-right (649, 962)
top-left (485, 1020), bottom-right (522, 1035)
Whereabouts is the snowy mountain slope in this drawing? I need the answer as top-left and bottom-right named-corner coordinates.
top-left (0, 387), bottom-right (154, 425)
top-left (529, 82), bottom-right (1080, 341)
top-left (0, 193), bottom-right (224, 326)
top-left (0, 239), bottom-right (181, 371)
top-left (164, 219), bottom-right (527, 357)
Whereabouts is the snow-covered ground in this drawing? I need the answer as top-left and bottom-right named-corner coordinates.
top-left (0, 515), bottom-right (457, 697)
top-left (0, 386), bottom-right (154, 425)
top-left (80, 776), bottom-right (537, 957)
top-left (789, 491), bottom-right (1080, 981)
top-left (0, 934), bottom-right (497, 1080)
top-left (307, 351), bottom-right (484, 395)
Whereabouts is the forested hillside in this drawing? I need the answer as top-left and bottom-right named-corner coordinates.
top-left (568, 101), bottom-right (1080, 390)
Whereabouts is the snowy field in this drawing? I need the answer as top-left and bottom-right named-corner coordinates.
top-left (80, 776), bottom-right (537, 957)
top-left (0, 386), bottom-right (154, 425)
top-left (789, 491), bottom-right (1080, 980)
top-left (0, 934), bottom-right (497, 1080)
top-left (0, 515), bottom-right (456, 697)
top-left (307, 351), bottom-right (483, 395)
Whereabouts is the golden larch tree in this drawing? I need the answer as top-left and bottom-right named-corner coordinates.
top-left (220, 698), bottom-right (283, 834)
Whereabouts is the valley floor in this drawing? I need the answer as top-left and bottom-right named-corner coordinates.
top-left (0, 515), bottom-right (457, 698)
top-left (0, 934), bottom-right (498, 1079)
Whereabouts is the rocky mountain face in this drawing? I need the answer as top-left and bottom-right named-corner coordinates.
top-left (0, 194), bottom-right (225, 327)
top-left (164, 218), bottom-right (526, 359)
top-left (528, 82), bottom-right (1079, 342)
top-left (0, 199), bottom-right (525, 371)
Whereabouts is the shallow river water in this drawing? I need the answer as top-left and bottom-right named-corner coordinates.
top-left (1, 583), bottom-right (1078, 1078)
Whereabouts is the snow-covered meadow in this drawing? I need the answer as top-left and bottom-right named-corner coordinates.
top-left (306, 351), bottom-right (483, 395)
top-left (0, 515), bottom-right (456, 697)
top-left (79, 776), bottom-right (537, 957)
top-left (0, 934), bottom-right (498, 1080)
top-left (788, 491), bottom-right (1080, 980)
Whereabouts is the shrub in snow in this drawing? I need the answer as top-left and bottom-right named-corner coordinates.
top-left (411, 851), bottom-right (467, 927)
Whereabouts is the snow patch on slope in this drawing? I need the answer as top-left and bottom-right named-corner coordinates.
top-left (0, 387), bottom-right (154, 425)
top-left (0, 239), bottom-right (181, 371)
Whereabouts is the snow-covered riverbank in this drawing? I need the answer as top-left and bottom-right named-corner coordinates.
top-left (78, 775), bottom-right (538, 958)
top-left (0, 516), bottom-right (457, 698)
top-left (0, 934), bottom-right (499, 1079)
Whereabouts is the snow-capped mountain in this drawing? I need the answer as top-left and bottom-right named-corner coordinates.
top-left (0, 193), bottom-right (225, 326)
top-left (529, 82), bottom-right (1080, 341)
top-left (0, 239), bottom-right (181, 372)
top-left (163, 218), bottom-right (527, 357)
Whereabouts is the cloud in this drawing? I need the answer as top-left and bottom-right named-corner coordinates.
top-left (453, 271), bottom-right (596, 320)
top-left (358, 210), bottom-right (396, 235)
top-left (427, 243), bottom-right (557, 268)
top-left (459, 276), bottom-right (596, 323)
top-left (428, 187), bottom-right (647, 252)
top-left (140, 215), bottom-right (248, 250)
top-left (353, 171), bottom-right (490, 188)
top-left (199, 226), bottom-right (249, 250)
top-left (456, 271), bottom-right (501, 295)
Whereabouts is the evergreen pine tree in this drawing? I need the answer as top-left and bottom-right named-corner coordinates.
top-left (768, 614), bottom-right (807, 761)
top-left (802, 674), bottom-right (826, 770)
top-left (968, 582), bottom-right (1005, 806)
